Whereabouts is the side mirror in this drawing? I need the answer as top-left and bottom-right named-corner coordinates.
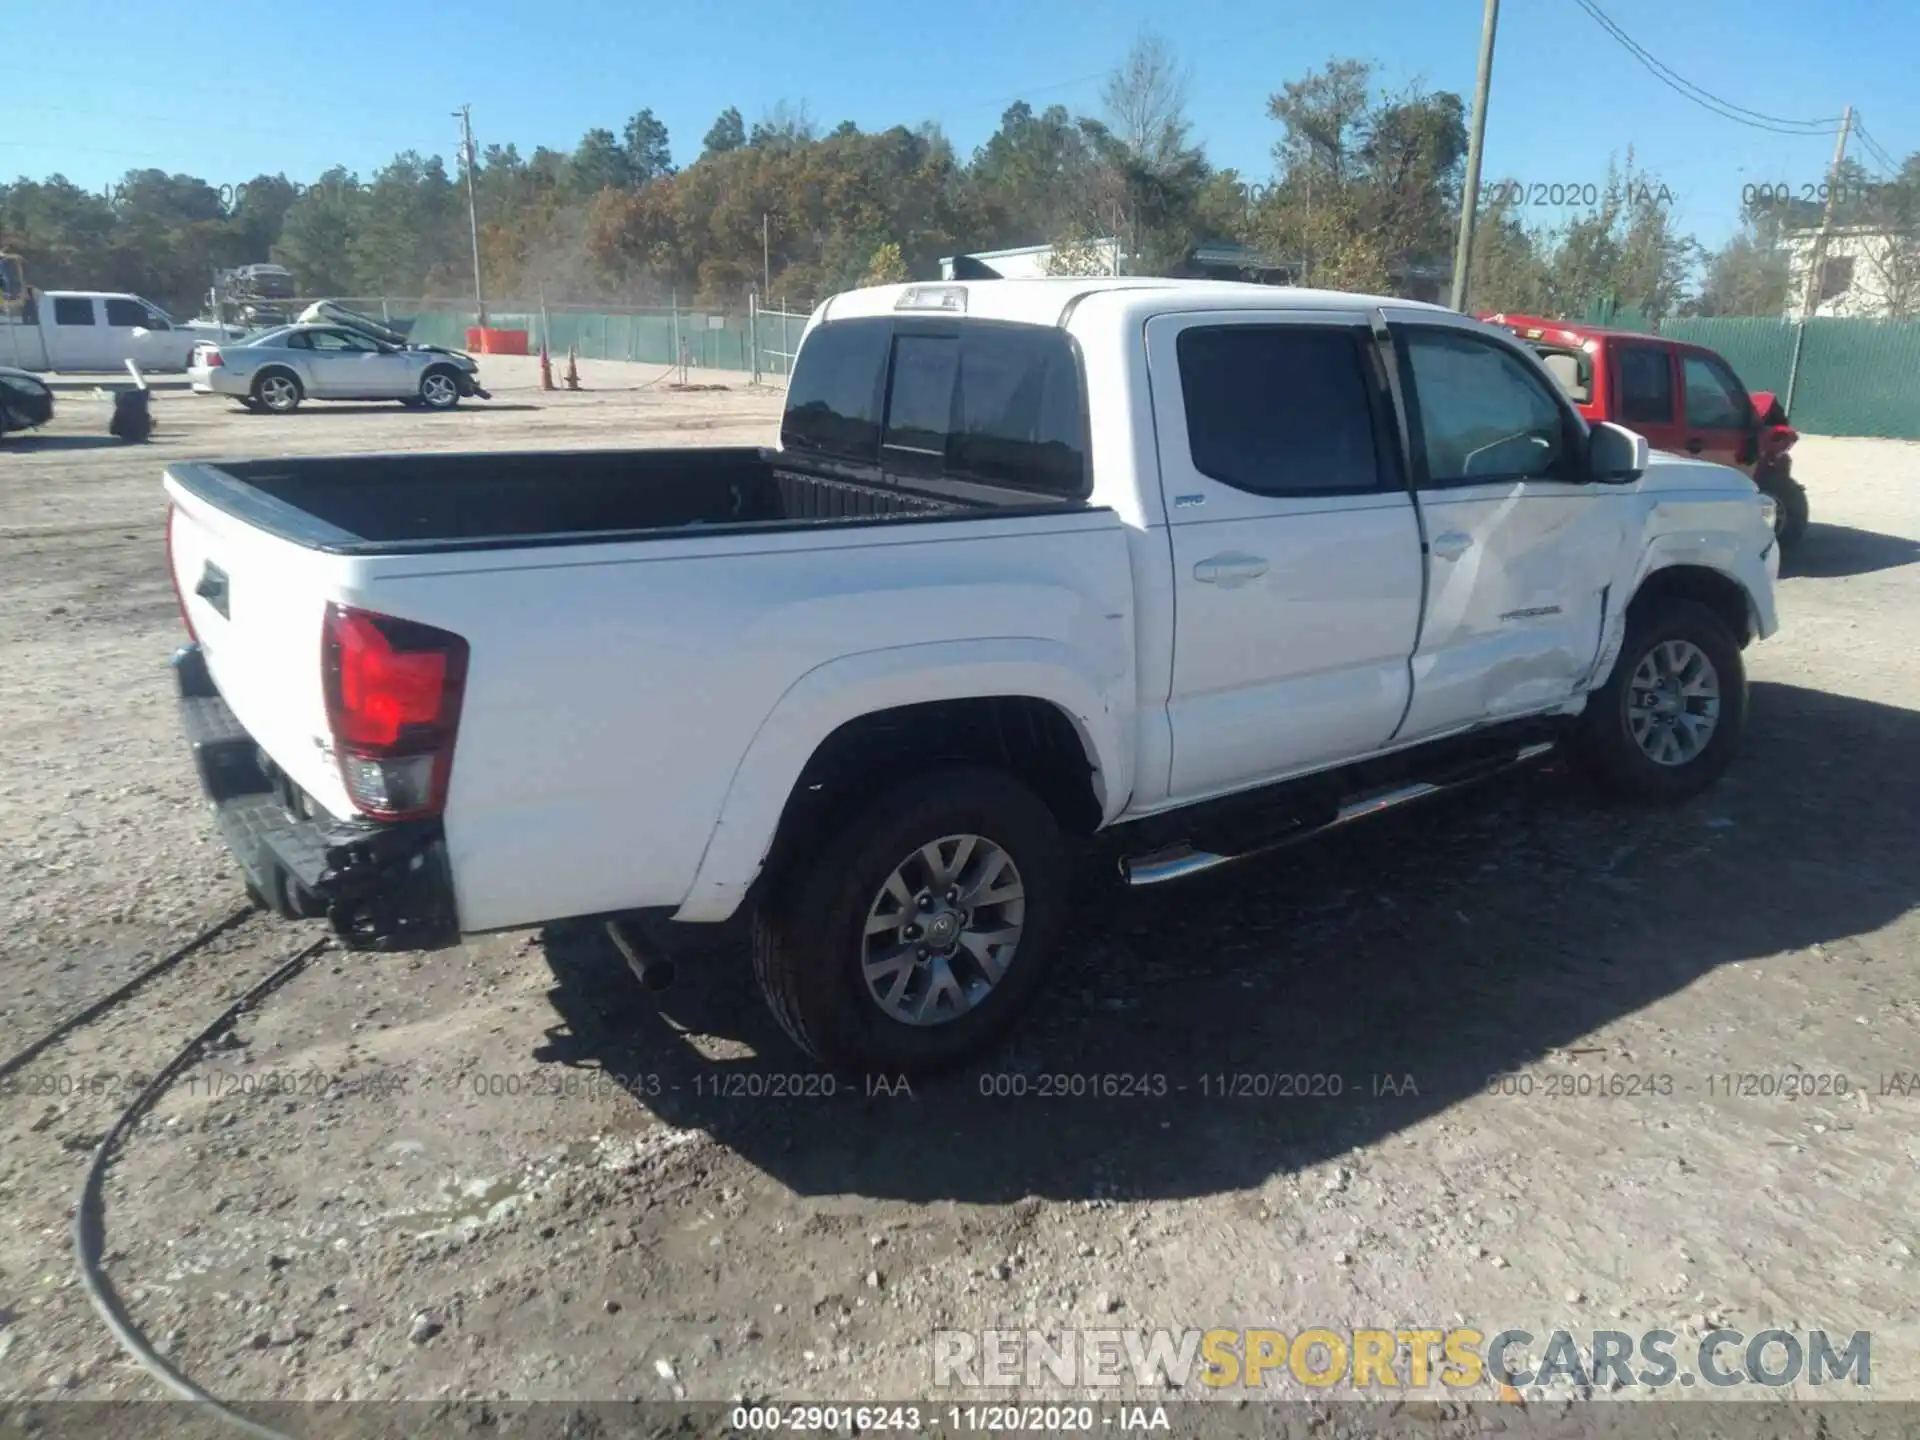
top-left (1588, 421), bottom-right (1648, 483)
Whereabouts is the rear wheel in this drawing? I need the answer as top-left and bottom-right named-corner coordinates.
top-left (418, 367), bottom-right (461, 411)
top-left (1570, 598), bottom-right (1747, 802)
top-left (252, 370), bottom-right (301, 414)
top-left (751, 767), bottom-right (1067, 1073)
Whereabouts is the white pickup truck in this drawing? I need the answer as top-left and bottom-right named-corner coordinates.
top-left (164, 277), bottom-right (1779, 1070)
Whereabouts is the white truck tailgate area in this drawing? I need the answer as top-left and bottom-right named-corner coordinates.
top-left (165, 483), bottom-right (357, 822)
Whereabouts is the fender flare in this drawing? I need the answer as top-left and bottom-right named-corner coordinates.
top-left (1588, 536), bottom-right (1776, 691)
top-left (671, 637), bottom-right (1131, 922)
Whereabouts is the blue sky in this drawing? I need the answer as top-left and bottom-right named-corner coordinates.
top-left (5, 0), bottom-right (1914, 252)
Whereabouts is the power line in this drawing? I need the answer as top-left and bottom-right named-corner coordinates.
top-left (1568, 0), bottom-right (1844, 135)
top-left (1851, 119), bottom-right (1904, 179)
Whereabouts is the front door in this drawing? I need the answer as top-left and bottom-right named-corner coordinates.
top-left (1147, 311), bottom-right (1425, 803)
top-left (304, 327), bottom-right (412, 396)
top-left (1677, 348), bottom-right (1755, 473)
top-left (1389, 316), bottom-right (1629, 743)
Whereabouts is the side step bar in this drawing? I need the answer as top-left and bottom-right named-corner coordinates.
top-left (1119, 740), bottom-right (1556, 888)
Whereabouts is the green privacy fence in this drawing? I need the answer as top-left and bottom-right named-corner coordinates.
top-left (1654, 315), bottom-right (1920, 440)
top-left (1657, 317), bottom-right (1920, 440)
top-left (1659, 318), bottom-right (1802, 401)
top-left (1573, 298), bottom-right (1916, 437)
top-left (392, 300), bottom-right (1920, 437)
top-left (402, 305), bottom-right (811, 378)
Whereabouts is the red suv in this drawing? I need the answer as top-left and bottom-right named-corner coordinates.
top-left (1483, 314), bottom-right (1805, 547)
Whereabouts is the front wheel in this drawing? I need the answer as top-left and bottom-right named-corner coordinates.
top-left (1570, 598), bottom-right (1748, 802)
top-left (1762, 472), bottom-right (1809, 549)
top-left (418, 368), bottom-right (461, 411)
top-left (752, 768), bottom-right (1067, 1073)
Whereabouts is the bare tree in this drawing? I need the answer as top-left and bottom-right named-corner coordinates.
top-left (1101, 32), bottom-right (1193, 174)
top-left (1850, 230), bottom-right (1920, 318)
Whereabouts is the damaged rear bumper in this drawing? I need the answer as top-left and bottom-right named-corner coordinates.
top-left (172, 644), bottom-right (459, 950)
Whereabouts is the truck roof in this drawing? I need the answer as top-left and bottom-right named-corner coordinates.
top-left (821, 277), bottom-right (1456, 328)
top-left (1481, 312), bottom-right (1659, 347)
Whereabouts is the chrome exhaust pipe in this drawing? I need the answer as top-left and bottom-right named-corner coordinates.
top-left (606, 918), bottom-right (677, 991)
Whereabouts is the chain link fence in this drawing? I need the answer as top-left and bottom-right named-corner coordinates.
top-left (345, 296), bottom-right (815, 382)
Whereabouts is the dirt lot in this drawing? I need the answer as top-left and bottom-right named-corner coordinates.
top-left (1, 370), bottom-right (1916, 1418)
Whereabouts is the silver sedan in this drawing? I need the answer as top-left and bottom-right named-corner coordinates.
top-left (188, 324), bottom-right (485, 414)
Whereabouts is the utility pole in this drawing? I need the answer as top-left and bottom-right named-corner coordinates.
top-left (1800, 104), bottom-right (1854, 319)
top-left (1449, 0), bottom-right (1501, 313)
top-left (456, 104), bottom-right (487, 327)
top-left (762, 213), bottom-right (772, 302)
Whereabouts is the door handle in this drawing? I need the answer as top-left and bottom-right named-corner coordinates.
top-left (1430, 531), bottom-right (1473, 561)
top-left (1193, 552), bottom-right (1269, 587)
top-left (1685, 438), bottom-right (1705, 454)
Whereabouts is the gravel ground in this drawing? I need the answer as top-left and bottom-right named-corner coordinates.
top-left (1, 374), bottom-right (1916, 1419)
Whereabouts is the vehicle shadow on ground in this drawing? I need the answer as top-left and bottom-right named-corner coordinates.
top-left (4, 434), bottom-right (136, 451)
top-left (1782, 523), bottom-right (1920, 580)
top-left (230, 403), bottom-right (546, 417)
top-left (533, 680), bottom-right (1919, 1204)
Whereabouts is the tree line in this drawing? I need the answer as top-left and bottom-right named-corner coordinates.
top-left (4, 38), bottom-right (1915, 322)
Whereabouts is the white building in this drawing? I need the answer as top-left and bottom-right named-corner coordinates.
top-left (1784, 224), bottom-right (1920, 320)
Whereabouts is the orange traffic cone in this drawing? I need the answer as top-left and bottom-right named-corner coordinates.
top-left (538, 343), bottom-right (555, 391)
top-left (563, 345), bottom-right (581, 391)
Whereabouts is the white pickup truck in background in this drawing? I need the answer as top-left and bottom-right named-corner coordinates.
top-left (164, 276), bottom-right (1779, 1070)
top-left (3, 288), bottom-right (241, 372)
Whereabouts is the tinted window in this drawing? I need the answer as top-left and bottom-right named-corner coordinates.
top-left (884, 334), bottom-right (958, 454)
top-left (1402, 327), bottom-right (1568, 484)
top-left (781, 317), bottom-right (890, 461)
top-left (1176, 326), bottom-right (1383, 496)
top-left (53, 296), bottom-right (95, 326)
top-left (1682, 354), bottom-right (1748, 428)
top-left (104, 297), bottom-right (148, 327)
top-left (1615, 345), bottom-right (1674, 424)
top-left (951, 325), bottom-right (1087, 496)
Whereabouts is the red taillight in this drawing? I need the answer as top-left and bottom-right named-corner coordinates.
top-left (322, 603), bottom-right (469, 820)
top-left (165, 503), bottom-right (198, 642)
top-left (204, 348), bottom-right (224, 368)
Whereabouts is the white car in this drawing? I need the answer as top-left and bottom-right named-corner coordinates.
top-left (188, 319), bottom-right (485, 413)
top-left (163, 276), bottom-right (1778, 1070)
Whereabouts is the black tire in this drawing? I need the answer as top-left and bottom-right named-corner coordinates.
top-left (234, 397), bottom-right (263, 413)
top-left (1764, 473), bottom-right (1809, 549)
top-left (252, 369), bottom-right (301, 414)
top-left (1570, 598), bottom-right (1747, 803)
top-left (751, 767), bottom-right (1068, 1073)
top-left (418, 367), bottom-right (462, 411)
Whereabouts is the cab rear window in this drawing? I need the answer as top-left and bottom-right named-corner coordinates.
top-left (783, 317), bottom-right (1090, 498)
top-left (1528, 344), bottom-right (1593, 405)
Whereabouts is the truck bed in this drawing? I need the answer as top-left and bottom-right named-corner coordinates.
top-left (165, 447), bottom-right (1077, 555)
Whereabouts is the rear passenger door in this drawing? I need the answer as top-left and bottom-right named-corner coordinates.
top-left (1146, 312), bottom-right (1425, 801)
top-left (1390, 318), bottom-right (1629, 742)
top-left (1610, 341), bottom-right (1685, 454)
top-left (48, 295), bottom-right (104, 370)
